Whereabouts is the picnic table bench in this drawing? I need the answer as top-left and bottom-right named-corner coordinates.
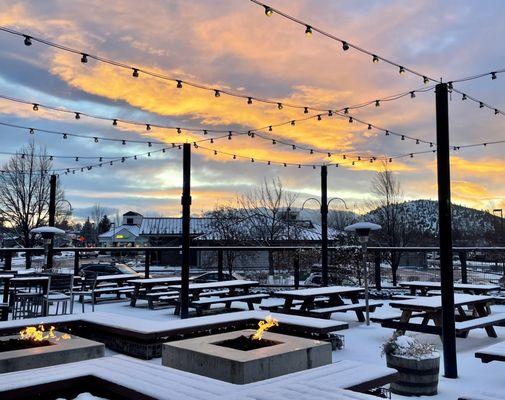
top-left (271, 286), bottom-right (382, 321)
top-left (475, 341), bottom-right (505, 363)
top-left (399, 281), bottom-right (501, 296)
top-left (382, 294), bottom-right (504, 337)
top-left (128, 276), bottom-right (190, 308)
top-left (168, 279), bottom-right (261, 315)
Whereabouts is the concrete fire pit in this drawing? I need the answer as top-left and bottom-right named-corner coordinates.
top-left (0, 332), bottom-right (104, 373)
top-left (162, 329), bottom-right (331, 384)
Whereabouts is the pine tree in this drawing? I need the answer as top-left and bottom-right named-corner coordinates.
top-left (97, 215), bottom-right (112, 235)
top-left (81, 217), bottom-right (95, 244)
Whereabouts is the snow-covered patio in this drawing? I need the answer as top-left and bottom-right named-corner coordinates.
top-left (1, 296), bottom-right (504, 400)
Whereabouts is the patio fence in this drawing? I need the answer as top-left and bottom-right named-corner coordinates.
top-left (0, 246), bottom-right (503, 289)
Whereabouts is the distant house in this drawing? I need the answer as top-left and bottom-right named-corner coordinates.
top-left (98, 211), bottom-right (343, 266)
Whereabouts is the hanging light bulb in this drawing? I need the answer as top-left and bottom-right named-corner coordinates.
top-left (132, 68), bottom-right (139, 77)
top-left (203, 130), bottom-right (208, 135)
top-left (176, 80), bottom-right (183, 88)
top-left (99, 157), bottom-right (103, 162)
top-left (304, 107), bottom-right (309, 114)
top-left (462, 94), bottom-right (467, 100)
top-left (177, 127), bottom-right (182, 134)
top-left (389, 158), bottom-right (392, 163)
top-left (121, 157), bottom-right (125, 163)
top-left (479, 102), bottom-right (484, 108)
top-left (264, 5), bottom-right (273, 16)
top-left (430, 142), bottom-right (434, 147)
top-left (342, 41), bottom-right (349, 51)
top-left (112, 119), bottom-right (118, 126)
top-left (368, 124), bottom-right (372, 130)
top-left (375, 100), bottom-right (380, 107)
top-left (317, 115), bottom-right (322, 121)
top-left (491, 72), bottom-right (497, 80)
top-left (410, 153), bottom-right (414, 158)
top-left (495, 109), bottom-right (499, 115)
top-left (268, 126), bottom-right (272, 131)
top-left (416, 139), bottom-right (420, 144)
top-left (344, 107), bottom-right (349, 114)
top-left (29, 128), bottom-right (35, 134)
top-left (328, 110), bottom-right (333, 116)
top-left (372, 55), bottom-right (379, 63)
top-left (385, 130), bottom-right (390, 136)
top-left (80, 53), bottom-right (88, 63)
top-left (63, 133), bottom-right (68, 139)
top-left (75, 112), bottom-right (80, 119)
top-left (298, 165), bottom-right (301, 168)
top-left (233, 154), bottom-right (236, 159)
top-left (214, 89), bottom-right (221, 97)
top-left (292, 144), bottom-right (296, 150)
top-left (283, 163), bottom-right (287, 167)
top-left (214, 150), bottom-right (218, 155)
top-left (247, 97), bottom-right (253, 104)
top-left (75, 157), bottom-right (79, 162)
top-left (277, 102), bottom-right (283, 110)
top-left (348, 116), bottom-right (353, 123)
top-left (267, 161), bottom-right (271, 165)
top-left (94, 137), bottom-right (99, 143)
top-left (358, 156), bottom-right (361, 161)
top-left (210, 138), bottom-right (214, 143)
top-left (23, 35), bottom-right (32, 46)
top-left (399, 66), bottom-right (405, 75)
top-left (291, 120), bottom-right (295, 126)
top-left (134, 155), bottom-right (137, 160)
top-left (342, 155), bottom-right (346, 160)
top-left (272, 139), bottom-right (276, 144)
top-left (228, 132), bottom-right (233, 140)
top-left (401, 135), bottom-right (405, 140)
top-left (423, 76), bottom-right (429, 85)
top-left (251, 158), bottom-right (254, 163)
top-left (146, 124), bottom-right (151, 131)
top-left (162, 148), bottom-right (166, 153)
top-left (32, 103), bottom-right (38, 111)
top-left (148, 142), bottom-right (152, 147)
top-left (305, 25), bottom-right (312, 36)
top-left (122, 140), bottom-right (126, 145)
top-left (327, 152), bottom-right (331, 158)
top-left (310, 149), bottom-right (314, 154)
top-left (410, 91), bottom-right (416, 98)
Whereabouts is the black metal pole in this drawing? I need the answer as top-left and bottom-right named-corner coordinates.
top-left (374, 251), bottom-right (382, 290)
top-left (47, 174), bottom-right (57, 270)
top-left (294, 250), bottom-right (300, 289)
top-left (217, 249), bottom-right (223, 281)
top-left (180, 143), bottom-right (191, 319)
top-left (73, 250), bottom-right (79, 276)
top-left (321, 165), bottom-right (328, 286)
top-left (436, 83), bottom-right (457, 379)
top-left (459, 251), bottom-right (467, 284)
top-left (144, 250), bottom-right (150, 278)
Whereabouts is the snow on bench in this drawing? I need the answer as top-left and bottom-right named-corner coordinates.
top-left (0, 355), bottom-right (397, 399)
top-left (459, 393), bottom-right (505, 400)
top-left (455, 313), bottom-right (505, 333)
top-left (311, 301), bottom-right (383, 315)
top-left (475, 341), bottom-right (505, 363)
top-left (0, 310), bottom-right (348, 338)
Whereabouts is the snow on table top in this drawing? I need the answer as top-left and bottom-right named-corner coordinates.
top-left (476, 340), bottom-right (505, 357)
top-left (399, 281), bottom-right (500, 291)
top-left (169, 280), bottom-right (258, 290)
top-left (275, 286), bottom-right (364, 297)
top-left (95, 273), bottom-right (140, 281)
top-left (0, 310), bottom-right (345, 334)
top-left (0, 355), bottom-right (393, 400)
top-left (390, 294), bottom-right (494, 310)
top-left (128, 276), bottom-right (186, 284)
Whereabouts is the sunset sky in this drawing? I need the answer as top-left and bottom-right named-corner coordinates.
top-left (0, 0), bottom-right (504, 219)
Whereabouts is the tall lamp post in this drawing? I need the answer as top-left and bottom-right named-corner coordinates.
top-left (344, 222), bottom-right (381, 326)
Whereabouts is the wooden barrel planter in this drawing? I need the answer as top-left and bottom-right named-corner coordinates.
top-left (386, 353), bottom-right (440, 396)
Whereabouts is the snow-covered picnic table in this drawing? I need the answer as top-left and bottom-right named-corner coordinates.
top-left (383, 294), bottom-right (505, 338)
top-left (128, 276), bottom-right (193, 308)
top-left (269, 286), bottom-right (382, 322)
top-left (399, 281), bottom-right (501, 296)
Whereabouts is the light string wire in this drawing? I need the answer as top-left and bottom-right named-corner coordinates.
top-left (1, 25), bottom-right (434, 115)
top-left (0, 90), bottom-right (437, 157)
top-left (250, 0), bottom-right (438, 84)
top-left (450, 87), bottom-right (505, 117)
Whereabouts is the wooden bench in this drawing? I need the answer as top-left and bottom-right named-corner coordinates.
top-left (191, 293), bottom-right (269, 315)
top-left (475, 341), bottom-right (505, 363)
top-left (455, 313), bottom-right (505, 338)
top-left (311, 301), bottom-right (383, 321)
top-left (370, 311), bottom-right (426, 324)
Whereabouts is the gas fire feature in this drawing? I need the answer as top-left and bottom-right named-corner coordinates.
top-left (162, 329), bottom-right (332, 384)
top-left (0, 325), bottom-right (104, 373)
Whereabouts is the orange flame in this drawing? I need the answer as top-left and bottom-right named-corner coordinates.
top-left (19, 325), bottom-right (71, 342)
top-left (251, 315), bottom-right (278, 340)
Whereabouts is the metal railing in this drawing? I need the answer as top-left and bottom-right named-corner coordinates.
top-left (0, 245), bottom-right (504, 288)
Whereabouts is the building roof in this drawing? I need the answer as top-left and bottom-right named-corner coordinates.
top-left (123, 211), bottom-right (142, 216)
top-left (139, 218), bottom-right (214, 236)
top-left (98, 224), bottom-right (140, 239)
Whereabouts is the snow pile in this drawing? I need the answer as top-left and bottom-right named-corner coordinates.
top-left (56, 393), bottom-right (107, 400)
top-left (382, 333), bottom-right (439, 360)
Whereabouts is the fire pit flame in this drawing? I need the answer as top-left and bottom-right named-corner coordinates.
top-left (251, 315), bottom-right (278, 340)
top-left (19, 325), bottom-right (71, 342)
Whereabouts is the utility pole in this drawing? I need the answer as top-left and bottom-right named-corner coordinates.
top-left (321, 165), bottom-right (328, 286)
top-left (47, 174), bottom-right (57, 270)
top-left (436, 83), bottom-right (457, 378)
top-left (180, 143), bottom-right (191, 319)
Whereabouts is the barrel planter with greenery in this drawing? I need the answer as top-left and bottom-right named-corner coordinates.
top-left (382, 334), bottom-right (440, 396)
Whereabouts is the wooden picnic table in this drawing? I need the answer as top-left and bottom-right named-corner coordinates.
top-left (399, 281), bottom-right (500, 296)
top-left (273, 286), bottom-right (365, 314)
top-left (128, 276), bottom-right (190, 307)
top-left (96, 273), bottom-right (140, 283)
top-left (384, 294), bottom-right (500, 337)
top-left (169, 280), bottom-right (259, 315)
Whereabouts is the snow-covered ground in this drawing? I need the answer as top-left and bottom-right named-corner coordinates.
top-left (46, 295), bottom-right (505, 400)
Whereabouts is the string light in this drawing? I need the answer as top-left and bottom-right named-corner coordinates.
top-left (29, 128), bottom-right (34, 134)
top-left (264, 5), bottom-right (273, 16)
top-left (32, 103), bottom-right (38, 111)
top-left (399, 66), bottom-right (405, 75)
top-left (277, 102), bottom-right (283, 110)
top-left (214, 89), bottom-right (221, 97)
top-left (112, 119), bottom-right (118, 126)
top-left (132, 68), bottom-right (139, 78)
top-left (247, 97), bottom-right (253, 104)
top-left (372, 55), bottom-right (379, 63)
top-left (74, 112), bottom-right (80, 120)
top-left (80, 53), bottom-right (88, 63)
top-left (176, 80), bottom-right (183, 88)
top-left (305, 25), bottom-right (312, 36)
top-left (23, 35), bottom-right (32, 46)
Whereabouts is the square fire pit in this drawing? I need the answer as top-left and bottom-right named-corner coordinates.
top-left (162, 329), bottom-right (331, 384)
top-left (0, 331), bottom-right (104, 373)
